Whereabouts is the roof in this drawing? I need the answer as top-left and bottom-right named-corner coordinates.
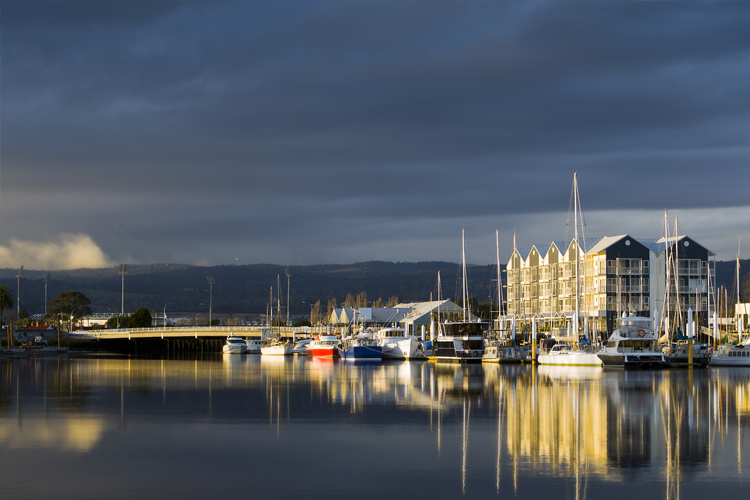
top-left (585, 235), bottom-right (628, 255)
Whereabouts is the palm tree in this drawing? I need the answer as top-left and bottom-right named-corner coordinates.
top-left (0, 285), bottom-right (15, 320)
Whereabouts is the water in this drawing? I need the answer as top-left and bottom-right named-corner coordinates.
top-left (1, 355), bottom-right (748, 499)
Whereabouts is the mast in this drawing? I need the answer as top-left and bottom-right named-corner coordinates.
top-left (496, 229), bottom-right (503, 329)
top-left (277, 274), bottom-right (281, 337)
top-left (661, 209), bottom-right (671, 339)
top-left (462, 228), bottom-right (468, 322)
top-left (574, 173), bottom-right (579, 337)
top-left (673, 217), bottom-right (681, 338)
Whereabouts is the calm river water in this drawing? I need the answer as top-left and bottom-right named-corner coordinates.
top-left (1, 355), bottom-right (748, 500)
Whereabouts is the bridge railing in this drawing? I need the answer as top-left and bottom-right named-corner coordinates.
top-left (69, 325), bottom-right (337, 338)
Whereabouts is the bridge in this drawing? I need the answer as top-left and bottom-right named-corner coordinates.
top-left (68, 325), bottom-right (340, 353)
top-left (69, 325), bottom-right (335, 340)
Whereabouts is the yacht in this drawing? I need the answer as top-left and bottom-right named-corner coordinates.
top-left (223, 335), bottom-right (247, 354)
top-left (341, 335), bottom-right (383, 361)
top-left (482, 332), bottom-right (523, 363)
top-left (375, 327), bottom-right (419, 359)
top-left (291, 338), bottom-right (313, 355)
top-left (432, 320), bottom-right (487, 362)
top-left (244, 336), bottom-right (263, 353)
top-left (307, 336), bottom-right (341, 359)
top-left (662, 341), bottom-right (711, 367)
top-left (537, 341), bottom-right (602, 367)
top-left (597, 316), bottom-right (664, 368)
top-left (710, 343), bottom-right (750, 366)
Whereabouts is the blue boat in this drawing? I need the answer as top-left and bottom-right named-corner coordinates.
top-left (341, 335), bottom-right (383, 361)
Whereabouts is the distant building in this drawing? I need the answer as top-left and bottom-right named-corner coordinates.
top-left (329, 300), bottom-right (477, 335)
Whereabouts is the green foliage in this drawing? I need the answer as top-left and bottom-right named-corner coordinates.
top-left (106, 308), bottom-right (152, 328)
top-left (18, 308), bottom-right (29, 320)
top-left (45, 291), bottom-right (92, 322)
top-left (210, 318), bottom-right (221, 326)
top-left (0, 285), bottom-right (15, 318)
top-left (293, 319), bottom-right (311, 327)
top-left (129, 307), bottom-right (152, 328)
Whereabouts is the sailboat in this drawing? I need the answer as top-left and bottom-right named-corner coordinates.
top-left (261, 276), bottom-right (293, 356)
top-left (710, 237), bottom-right (750, 366)
top-left (537, 173), bottom-right (601, 367)
top-left (483, 229), bottom-right (522, 363)
top-left (432, 229), bottom-right (487, 362)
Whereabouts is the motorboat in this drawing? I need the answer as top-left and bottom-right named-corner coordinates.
top-left (431, 320), bottom-right (487, 362)
top-left (341, 335), bottom-right (382, 361)
top-left (261, 341), bottom-right (293, 356)
top-left (291, 338), bottom-right (313, 355)
top-left (597, 316), bottom-right (664, 368)
top-left (662, 341), bottom-right (711, 367)
top-left (537, 341), bottom-right (602, 367)
top-left (482, 334), bottom-right (523, 363)
top-left (223, 335), bottom-right (247, 354)
top-left (709, 343), bottom-right (750, 366)
top-left (244, 337), bottom-right (263, 354)
top-left (375, 327), bottom-right (419, 359)
top-left (307, 336), bottom-right (341, 359)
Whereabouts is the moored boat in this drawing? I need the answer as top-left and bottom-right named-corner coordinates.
top-left (710, 343), bottom-right (750, 366)
top-left (341, 335), bottom-right (382, 361)
top-left (662, 341), bottom-right (711, 367)
top-left (307, 336), bottom-right (341, 359)
top-left (223, 334), bottom-right (247, 354)
top-left (291, 338), bottom-right (313, 355)
top-left (245, 336), bottom-right (263, 353)
top-left (375, 327), bottom-right (419, 359)
top-left (261, 341), bottom-right (293, 356)
top-left (597, 316), bottom-right (664, 369)
top-left (537, 342), bottom-right (602, 367)
top-left (433, 320), bottom-right (487, 362)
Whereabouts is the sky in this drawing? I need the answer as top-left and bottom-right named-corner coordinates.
top-left (1, 0), bottom-right (750, 270)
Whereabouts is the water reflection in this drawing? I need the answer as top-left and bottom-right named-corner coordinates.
top-left (1, 357), bottom-right (748, 499)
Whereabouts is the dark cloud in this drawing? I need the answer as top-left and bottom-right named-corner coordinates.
top-left (2, 0), bottom-right (750, 266)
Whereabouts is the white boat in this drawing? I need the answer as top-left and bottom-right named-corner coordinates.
top-left (374, 327), bottom-right (419, 359)
top-left (307, 336), bottom-right (341, 358)
top-left (291, 338), bottom-right (313, 355)
top-left (597, 316), bottom-right (664, 368)
top-left (433, 320), bottom-right (487, 361)
top-left (537, 342), bottom-right (602, 367)
top-left (261, 341), bottom-right (293, 356)
top-left (245, 338), bottom-right (263, 353)
top-left (710, 343), bottom-right (750, 366)
top-left (432, 230), bottom-right (486, 362)
top-left (223, 335), bottom-right (247, 354)
top-left (662, 341), bottom-right (711, 367)
top-left (482, 341), bottom-right (523, 363)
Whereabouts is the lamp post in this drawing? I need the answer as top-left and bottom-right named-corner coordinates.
top-left (163, 303), bottom-right (171, 327)
top-left (43, 274), bottom-right (51, 316)
top-left (207, 276), bottom-right (215, 326)
top-left (17, 266), bottom-right (24, 317)
top-left (285, 268), bottom-right (291, 327)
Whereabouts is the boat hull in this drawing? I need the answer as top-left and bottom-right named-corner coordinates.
top-left (341, 344), bottom-right (382, 361)
top-left (537, 351), bottom-right (602, 367)
top-left (381, 338), bottom-right (419, 359)
top-left (223, 345), bottom-right (246, 354)
top-left (598, 353), bottom-right (664, 369)
top-left (261, 343), bottom-right (292, 356)
top-left (308, 347), bottom-right (340, 359)
top-left (482, 345), bottom-right (523, 364)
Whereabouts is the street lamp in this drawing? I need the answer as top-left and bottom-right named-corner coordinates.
top-left (16, 266), bottom-right (23, 317)
top-left (119, 264), bottom-right (128, 316)
top-left (163, 303), bottom-right (171, 327)
top-left (43, 274), bottom-right (51, 316)
top-left (285, 268), bottom-right (291, 327)
top-left (207, 276), bottom-right (215, 326)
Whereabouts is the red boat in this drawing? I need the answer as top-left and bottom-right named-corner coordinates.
top-left (306, 336), bottom-right (341, 358)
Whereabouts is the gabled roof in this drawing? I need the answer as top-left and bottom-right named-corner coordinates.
top-left (643, 235), bottom-right (714, 256)
top-left (516, 247), bottom-right (531, 260)
top-left (534, 244), bottom-right (551, 257)
top-left (585, 235), bottom-right (629, 255)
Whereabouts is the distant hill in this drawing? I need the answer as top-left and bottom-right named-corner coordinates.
top-left (2, 259), bottom-right (745, 318)
top-left (0, 262), bottom-right (498, 317)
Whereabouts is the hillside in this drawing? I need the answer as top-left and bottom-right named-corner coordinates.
top-left (2, 259), bottom-right (745, 318)
top-left (0, 262), bottom-right (498, 317)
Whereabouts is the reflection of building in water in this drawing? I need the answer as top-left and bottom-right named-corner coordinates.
top-left (502, 367), bottom-right (611, 479)
top-left (606, 374), bottom-right (653, 469)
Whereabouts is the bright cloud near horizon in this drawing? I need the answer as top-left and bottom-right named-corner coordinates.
top-left (2, 1), bottom-right (750, 268)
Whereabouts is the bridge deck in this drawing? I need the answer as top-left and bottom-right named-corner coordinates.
top-left (69, 326), bottom-right (334, 340)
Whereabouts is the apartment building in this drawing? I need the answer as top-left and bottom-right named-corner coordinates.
top-left (505, 234), bottom-right (713, 339)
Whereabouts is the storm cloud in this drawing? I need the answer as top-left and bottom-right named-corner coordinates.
top-left (2, 0), bottom-right (749, 268)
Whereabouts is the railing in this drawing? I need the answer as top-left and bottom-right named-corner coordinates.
top-left (69, 325), bottom-right (334, 338)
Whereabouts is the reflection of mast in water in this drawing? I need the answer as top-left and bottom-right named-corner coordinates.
top-left (496, 388), bottom-right (502, 493)
top-left (462, 397), bottom-right (470, 495)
